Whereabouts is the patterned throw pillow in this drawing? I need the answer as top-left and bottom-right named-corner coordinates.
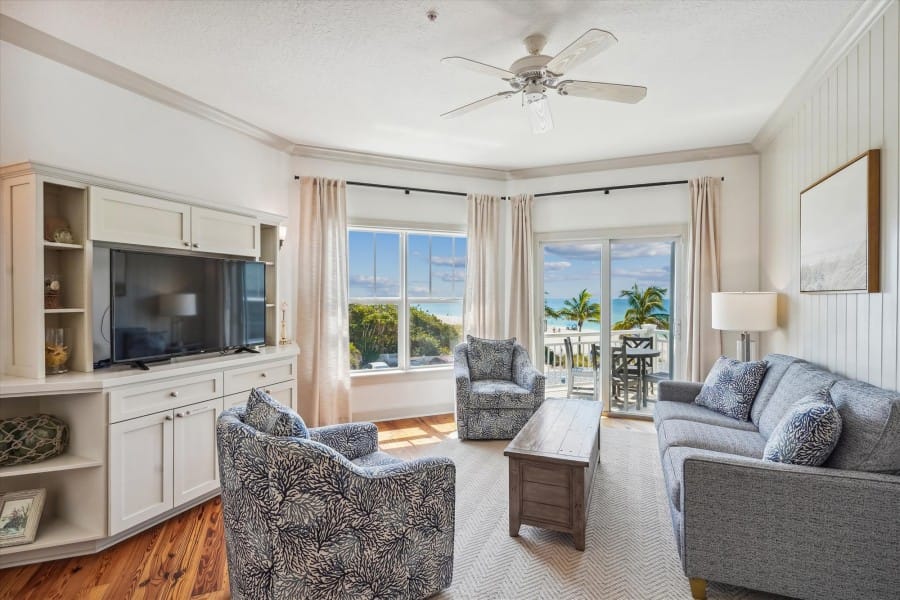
top-left (244, 388), bottom-right (309, 438)
top-left (694, 356), bottom-right (768, 421)
top-left (466, 335), bottom-right (517, 381)
top-left (764, 388), bottom-right (843, 466)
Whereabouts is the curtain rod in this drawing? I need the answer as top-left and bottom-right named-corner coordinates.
top-left (292, 176), bottom-right (725, 198)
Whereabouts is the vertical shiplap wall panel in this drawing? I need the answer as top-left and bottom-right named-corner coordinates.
top-left (759, 8), bottom-right (900, 390)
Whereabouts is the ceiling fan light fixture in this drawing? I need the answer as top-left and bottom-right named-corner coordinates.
top-left (525, 92), bottom-right (553, 134)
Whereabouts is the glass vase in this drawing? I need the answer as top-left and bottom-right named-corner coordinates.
top-left (45, 328), bottom-right (70, 375)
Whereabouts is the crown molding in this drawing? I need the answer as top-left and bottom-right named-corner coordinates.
top-left (0, 160), bottom-right (287, 222)
top-left (506, 143), bottom-right (757, 180)
top-left (290, 143), bottom-right (509, 181)
top-left (752, 0), bottom-right (893, 151)
top-left (0, 14), bottom-right (296, 153)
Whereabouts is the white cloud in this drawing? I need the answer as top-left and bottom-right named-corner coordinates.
top-left (544, 243), bottom-right (603, 260)
top-left (431, 256), bottom-right (466, 267)
top-left (611, 242), bottom-right (672, 259)
top-left (544, 261), bottom-right (572, 271)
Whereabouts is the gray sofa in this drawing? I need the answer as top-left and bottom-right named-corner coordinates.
top-left (654, 353), bottom-right (900, 600)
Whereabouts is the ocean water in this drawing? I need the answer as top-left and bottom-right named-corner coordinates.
top-left (412, 298), bottom-right (670, 332)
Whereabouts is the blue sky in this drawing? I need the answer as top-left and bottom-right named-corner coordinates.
top-left (348, 231), bottom-right (466, 298)
top-left (543, 241), bottom-right (673, 300)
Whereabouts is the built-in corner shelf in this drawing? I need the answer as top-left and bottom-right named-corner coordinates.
top-left (43, 241), bottom-right (83, 250)
top-left (0, 454), bottom-right (103, 478)
top-left (0, 517), bottom-right (103, 555)
top-left (44, 308), bottom-right (85, 314)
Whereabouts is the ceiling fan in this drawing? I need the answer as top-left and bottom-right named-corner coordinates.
top-left (441, 29), bottom-right (647, 134)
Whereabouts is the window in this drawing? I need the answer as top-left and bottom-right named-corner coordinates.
top-left (348, 228), bottom-right (465, 371)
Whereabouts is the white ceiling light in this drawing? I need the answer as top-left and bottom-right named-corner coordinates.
top-left (524, 88), bottom-right (553, 134)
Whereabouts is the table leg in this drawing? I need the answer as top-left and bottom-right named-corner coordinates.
top-left (509, 458), bottom-right (521, 537)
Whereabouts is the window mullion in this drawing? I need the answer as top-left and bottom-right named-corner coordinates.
top-left (400, 231), bottom-right (409, 370)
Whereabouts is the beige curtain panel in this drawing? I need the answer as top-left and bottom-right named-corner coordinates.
top-left (296, 177), bottom-right (351, 426)
top-left (507, 193), bottom-right (536, 355)
top-left (464, 192), bottom-right (503, 339)
top-left (685, 176), bottom-right (723, 381)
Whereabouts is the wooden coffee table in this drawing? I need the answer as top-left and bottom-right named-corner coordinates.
top-left (504, 398), bottom-right (602, 550)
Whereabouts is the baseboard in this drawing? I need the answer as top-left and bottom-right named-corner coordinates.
top-left (354, 403), bottom-right (454, 423)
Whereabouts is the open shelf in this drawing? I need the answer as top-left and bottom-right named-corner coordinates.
top-left (0, 455), bottom-right (103, 478)
top-left (0, 516), bottom-right (103, 555)
top-left (44, 308), bottom-right (85, 314)
top-left (43, 241), bottom-right (84, 250)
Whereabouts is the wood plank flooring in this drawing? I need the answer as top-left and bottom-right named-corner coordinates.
top-left (0, 414), bottom-right (652, 599)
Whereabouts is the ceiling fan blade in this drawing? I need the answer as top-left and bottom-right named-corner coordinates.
top-left (557, 80), bottom-right (647, 104)
top-left (441, 91), bottom-right (518, 119)
top-left (441, 56), bottom-right (515, 80)
top-left (546, 29), bottom-right (617, 75)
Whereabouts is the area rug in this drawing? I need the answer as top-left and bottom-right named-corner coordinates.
top-left (399, 426), bottom-right (783, 600)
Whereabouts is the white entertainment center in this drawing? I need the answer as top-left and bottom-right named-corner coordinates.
top-left (0, 161), bottom-right (298, 568)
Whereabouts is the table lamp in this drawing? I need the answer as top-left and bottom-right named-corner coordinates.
top-left (711, 292), bottom-right (777, 361)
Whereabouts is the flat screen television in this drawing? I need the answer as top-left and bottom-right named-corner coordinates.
top-left (110, 249), bottom-right (265, 365)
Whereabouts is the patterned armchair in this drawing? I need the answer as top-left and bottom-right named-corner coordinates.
top-left (216, 391), bottom-right (456, 600)
top-left (454, 336), bottom-right (546, 440)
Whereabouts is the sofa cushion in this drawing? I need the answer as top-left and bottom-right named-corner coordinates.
top-left (244, 388), bottom-right (309, 438)
top-left (827, 379), bottom-right (900, 473)
top-left (694, 356), bottom-right (768, 421)
top-left (470, 379), bottom-right (534, 409)
top-left (764, 389), bottom-right (843, 466)
top-left (466, 335), bottom-right (516, 381)
top-left (757, 362), bottom-right (841, 439)
top-left (663, 446), bottom-right (740, 512)
top-left (750, 354), bottom-right (806, 426)
top-left (657, 419), bottom-right (767, 460)
top-left (654, 400), bottom-right (759, 432)
top-left (351, 451), bottom-right (404, 468)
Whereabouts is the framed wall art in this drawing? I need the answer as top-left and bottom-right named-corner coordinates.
top-left (800, 149), bottom-right (880, 293)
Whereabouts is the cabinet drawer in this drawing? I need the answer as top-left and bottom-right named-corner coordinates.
top-left (224, 359), bottom-right (295, 396)
top-left (109, 372), bottom-right (224, 423)
top-left (223, 379), bottom-right (296, 411)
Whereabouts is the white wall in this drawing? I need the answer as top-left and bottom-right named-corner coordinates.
top-left (0, 42), bottom-right (292, 216)
top-left (759, 4), bottom-right (899, 390)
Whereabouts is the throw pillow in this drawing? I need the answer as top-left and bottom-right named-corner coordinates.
top-left (694, 356), bottom-right (768, 421)
top-left (466, 335), bottom-right (517, 381)
top-left (764, 388), bottom-right (843, 466)
top-left (244, 388), bottom-right (309, 438)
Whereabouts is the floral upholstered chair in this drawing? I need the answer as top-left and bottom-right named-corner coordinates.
top-left (454, 335), bottom-right (546, 440)
top-left (216, 389), bottom-right (456, 600)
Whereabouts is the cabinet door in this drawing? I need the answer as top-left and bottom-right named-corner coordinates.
top-left (190, 207), bottom-right (260, 257)
top-left (260, 379), bottom-right (298, 412)
top-left (109, 411), bottom-right (174, 535)
top-left (90, 186), bottom-right (191, 249)
top-left (173, 398), bottom-right (223, 506)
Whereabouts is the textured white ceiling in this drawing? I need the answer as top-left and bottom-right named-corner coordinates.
top-left (2, 0), bottom-right (862, 170)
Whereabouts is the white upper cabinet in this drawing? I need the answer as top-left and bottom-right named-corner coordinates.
top-left (90, 186), bottom-right (260, 258)
top-left (90, 186), bottom-right (191, 250)
top-left (190, 207), bottom-right (260, 257)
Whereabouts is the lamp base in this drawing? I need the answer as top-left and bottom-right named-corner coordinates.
top-left (738, 332), bottom-right (752, 362)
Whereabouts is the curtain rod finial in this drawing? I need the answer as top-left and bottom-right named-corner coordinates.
top-left (294, 175), bottom-right (300, 180)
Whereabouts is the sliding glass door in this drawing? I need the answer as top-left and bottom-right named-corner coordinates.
top-left (538, 232), bottom-right (681, 416)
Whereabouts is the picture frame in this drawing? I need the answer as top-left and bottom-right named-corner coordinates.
top-left (799, 149), bottom-right (880, 293)
top-left (0, 488), bottom-right (46, 547)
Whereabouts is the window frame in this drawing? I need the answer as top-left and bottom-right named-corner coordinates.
top-left (348, 221), bottom-right (466, 375)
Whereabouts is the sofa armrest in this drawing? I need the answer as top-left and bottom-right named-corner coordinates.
top-left (657, 380), bottom-right (703, 403)
top-left (681, 454), bottom-right (900, 599)
top-left (309, 422), bottom-right (378, 460)
top-left (454, 343), bottom-right (471, 395)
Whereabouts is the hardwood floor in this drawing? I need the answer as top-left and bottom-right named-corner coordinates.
top-left (0, 413), bottom-right (653, 599)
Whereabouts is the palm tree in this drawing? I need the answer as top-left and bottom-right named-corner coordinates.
top-left (613, 284), bottom-right (670, 330)
top-left (558, 289), bottom-right (601, 331)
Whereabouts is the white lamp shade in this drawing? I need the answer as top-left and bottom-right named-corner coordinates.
top-left (159, 293), bottom-right (197, 317)
top-left (711, 292), bottom-right (777, 332)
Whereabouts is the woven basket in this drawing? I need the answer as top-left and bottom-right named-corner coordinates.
top-left (0, 414), bottom-right (69, 467)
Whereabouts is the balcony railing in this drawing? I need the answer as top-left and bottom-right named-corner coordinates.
top-left (543, 329), bottom-right (670, 412)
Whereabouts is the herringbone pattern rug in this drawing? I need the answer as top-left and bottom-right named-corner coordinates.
top-left (416, 427), bottom-right (783, 600)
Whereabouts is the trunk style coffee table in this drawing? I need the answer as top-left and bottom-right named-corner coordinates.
top-left (504, 398), bottom-right (602, 551)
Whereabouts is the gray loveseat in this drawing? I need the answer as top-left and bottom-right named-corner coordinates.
top-left (654, 353), bottom-right (900, 600)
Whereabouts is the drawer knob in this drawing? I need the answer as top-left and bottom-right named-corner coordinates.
top-left (175, 412), bottom-right (184, 418)
top-left (183, 241), bottom-right (190, 247)
top-left (261, 372), bottom-right (268, 378)
top-left (165, 415), bottom-right (173, 421)
top-left (192, 243), bottom-right (199, 248)
top-left (170, 391), bottom-right (179, 397)
top-left (264, 389), bottom-right (271, 394)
